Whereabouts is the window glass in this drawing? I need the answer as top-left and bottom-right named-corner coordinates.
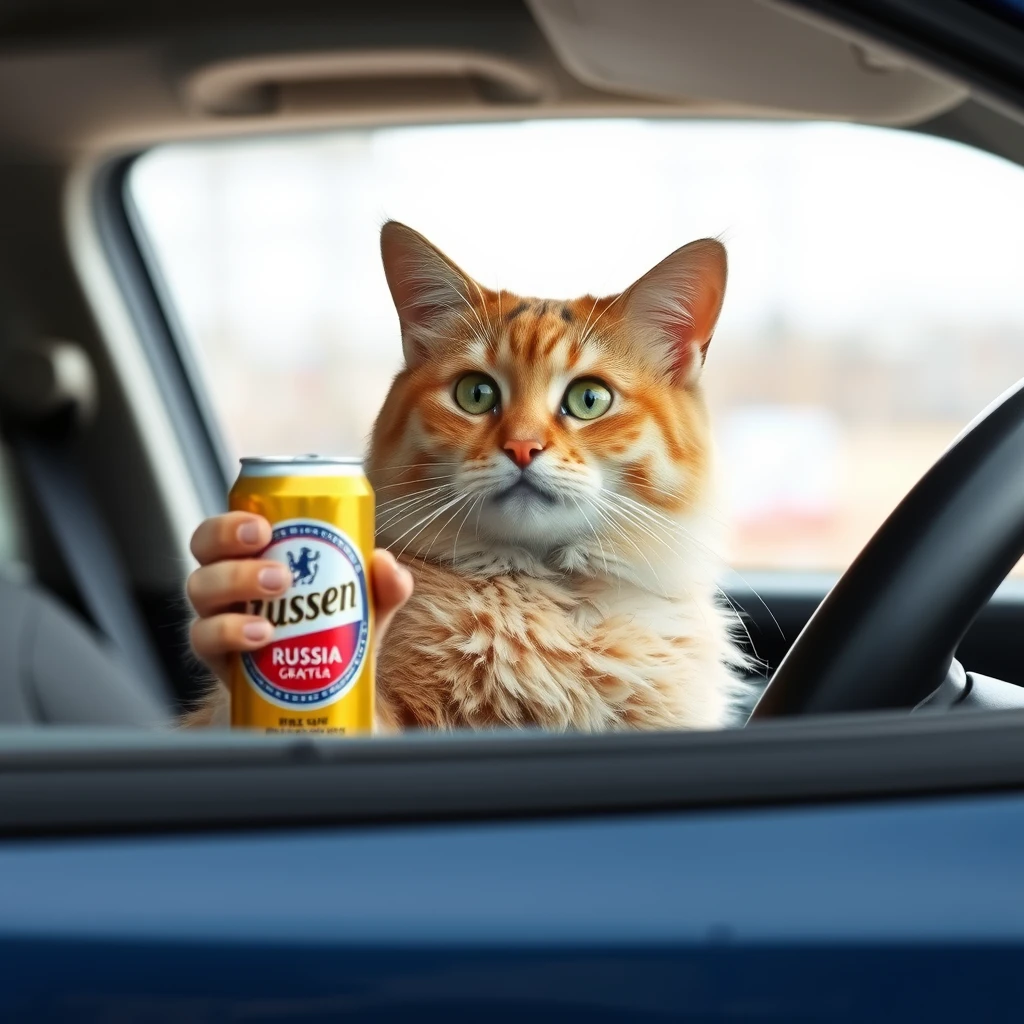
top-left (129, 120), bottom-right (1024, 574)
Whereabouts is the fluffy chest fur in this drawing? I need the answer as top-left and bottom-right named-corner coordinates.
top-left (376, 557), bottom-right (738, 733)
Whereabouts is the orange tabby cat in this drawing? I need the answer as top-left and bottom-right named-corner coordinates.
top-left (368, 222), bottom-right (746, 732)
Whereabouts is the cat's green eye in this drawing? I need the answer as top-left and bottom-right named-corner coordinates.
top-left (563, 378), bottom-right (612, 420)
top-left (454, 373), bottom-right (500, 415)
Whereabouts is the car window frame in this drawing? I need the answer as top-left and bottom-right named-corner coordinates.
top-left (2, 707), bottom-right (1024, 838)
top-left (92, 156), bottom-right (234, 516)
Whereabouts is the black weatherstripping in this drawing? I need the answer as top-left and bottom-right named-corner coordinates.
top-left (753, 378), bottom-right (1024, 718)
top-left (6, 709), bottom-right (1024, 837)
top-left (92, 156), bottom-right (239, 708)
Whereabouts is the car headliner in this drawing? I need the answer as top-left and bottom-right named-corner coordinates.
top-left (0, 0), bottom-right (982, 160)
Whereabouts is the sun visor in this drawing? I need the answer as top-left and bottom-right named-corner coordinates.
top-left (526, 0), bottom-right (968, 125)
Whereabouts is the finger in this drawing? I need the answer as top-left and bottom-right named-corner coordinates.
top-left (186, 558), bottom-right (291, 618)
top-left (190, 614), bottom-right (275, 685)
top-left (370, 549), bottom-right (414, 644)
top-left (190, 512), bottom-right (272, 566)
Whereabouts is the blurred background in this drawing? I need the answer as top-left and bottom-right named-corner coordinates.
top-left (129, 118), bottom-right (1024, 575)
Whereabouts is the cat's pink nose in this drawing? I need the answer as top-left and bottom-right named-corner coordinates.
top-left (503, 439), bottom-right (544, 468)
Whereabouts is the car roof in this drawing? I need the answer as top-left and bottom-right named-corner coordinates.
top-left (0, 0), bottom-right (974, 160)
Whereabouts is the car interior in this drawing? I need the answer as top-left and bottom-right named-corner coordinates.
top-left (0, 0), bottom-right (1023, 738)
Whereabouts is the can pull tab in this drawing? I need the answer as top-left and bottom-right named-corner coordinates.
top-left (0, 338), bottom-right (98, 434)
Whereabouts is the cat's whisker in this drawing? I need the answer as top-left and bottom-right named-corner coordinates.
top-left (474, 489), bottom-right (485, 537)
top-left (375, 484), bottom-right (450, 515)
top-left (603, 492), bottom-right (733, 575)
top-left (613, 470), bottom-right (685, 499)
top-left (377, 500), bottom-right (449, 538)
top-left (592, 496), bottom-right (668, 594)
top-left (697, 501), bottom-right (734, 530)
top-left (600, 493), bottom-right (759, 644)
top-left (600, 512), bottom-right (722, 621)
top-left (377, 501), bottom-right (446, 535)
top-left (569, 494), bottom-right (610, 578)
top-left (607, 488), bottom-right (684, 524)
top-left (376, 461), bottom-right (462, 472)
top-left (375, 486), bottom-right (448, 514)
top-left (378, 501), bottom-right (441, 531)
top-left (714, 566), bottom-right (786, 642)
top-left (613, 470), bottom-right (717, 509)
top-left (608, 492), bottom-right (723, 553)
top-left (451, 494), bottom-right (482, 565)
top-left (376, 488), bottom-right (452, 531)
top-left (632, 497), bottom-right (779, 637)
top-left (400, 495), bottom-right (474, 564)
top-left (601, 491), bottom-right (710, 558)
top-left (596, 497), bottom-right (710, 627)
top-left (613, 471), bottom-right (730, 530)
top-left (712, 585), bottom-right (767, 675)
top-left (584, 501), bottom-right (635, 592)
top-left (391, 491), bottom-right (471, 561)
top-left (599, 492), bottom-right (715, 581)
top-left (373, 475), bottom-right (458, 492)
top-left (424, 490), bottom-right (479, 562)
top-left (386, 501), bottom-right (457, 559)
top-left (377, 503), bottom-right (443, 530)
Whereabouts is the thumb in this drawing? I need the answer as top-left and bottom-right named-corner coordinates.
top-left (370, 548), bottom-right (414, 646)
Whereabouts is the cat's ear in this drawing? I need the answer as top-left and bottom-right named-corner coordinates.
top-left (620, 238), bottom-right (727, 385)
top-left (380, 221), bottom-right (487, 367)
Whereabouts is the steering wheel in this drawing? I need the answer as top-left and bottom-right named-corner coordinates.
top-left (749, 378), bottom-right (1024, 720)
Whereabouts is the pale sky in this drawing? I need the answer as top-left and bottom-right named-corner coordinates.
top-left (133, 118), bottom-right (1024, 371)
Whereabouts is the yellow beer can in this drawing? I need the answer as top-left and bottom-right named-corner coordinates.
top-left (228, 456), bottom-right (374, 735)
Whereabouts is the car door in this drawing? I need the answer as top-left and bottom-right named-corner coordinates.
top-left (2, 713), bottom-right (1024, 1021)
top-left (4, 0), bottom-right (1024, 1020)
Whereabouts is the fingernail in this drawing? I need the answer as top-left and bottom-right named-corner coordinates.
top-left (237, 521), bottom-right (260, 545)
top-left (400, 565), bottom-right (414, 587)
top-left (258, 565), bottom-right (290, 591)
top-left (243, 620), bottom-right (273, 642)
